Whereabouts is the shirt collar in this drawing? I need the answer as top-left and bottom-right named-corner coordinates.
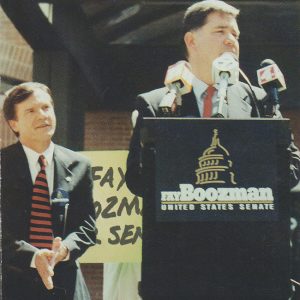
top-left (192, 76), bottom-right (217, 100)
top-left (22, 142), bottom-right (55, 167)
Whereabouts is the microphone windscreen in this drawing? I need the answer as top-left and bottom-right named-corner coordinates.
top-left (260, 59), bottom-right (275, 67)
top-left (257, 61), bottom-right (286, 92)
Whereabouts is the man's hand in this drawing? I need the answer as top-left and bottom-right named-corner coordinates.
top-left (35, 249), bottom-right (54, 290)
top-left (34, 237), bottom-right (69, 289)
top-left (50, 237), bottom-right (69, 267)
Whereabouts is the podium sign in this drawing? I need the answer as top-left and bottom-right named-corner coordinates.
top-left (140, 118), bottom-right (292, 300)
top-left (141, 118), bottom-right (290, 222)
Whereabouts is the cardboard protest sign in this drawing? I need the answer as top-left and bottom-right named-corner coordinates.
top-left (80, 151), bottom-right (142, 262)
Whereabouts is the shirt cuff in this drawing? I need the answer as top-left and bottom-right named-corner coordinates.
top-left (30, 252), bottom-right (37, 268)
top-left (62, 242), bottom-right (70, 261)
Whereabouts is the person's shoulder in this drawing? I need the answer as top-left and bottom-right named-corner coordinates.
top-left (1, 142), bottom-right (21, 157)
top-left (54, 144), bottom-right (90, 165)
top-left (1, 143), bottom-right (24, 174)
top-left (136, 87), bottom-right (168, 115)
top-left (237, 81), bottom-right (266, 101)
top-left (138, 87), bottom-right (168, 102)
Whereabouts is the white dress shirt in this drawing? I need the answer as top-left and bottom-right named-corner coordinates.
top-left (22, 142), bottom-right (69, 266)
top-left (192, 76), bottom-right (218, 117)
top-left (22, 142), bottom-right (55, 196)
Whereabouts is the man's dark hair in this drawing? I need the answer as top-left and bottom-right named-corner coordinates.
top-left (3, 82), bottom-right (52, 122)
top-left (183, 0), bottom-right (239, 34)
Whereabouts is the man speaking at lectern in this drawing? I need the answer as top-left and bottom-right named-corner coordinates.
top-left (125, 0), bottom-right (300, 299)
top-left (126, 0), bottom-right (300, 196)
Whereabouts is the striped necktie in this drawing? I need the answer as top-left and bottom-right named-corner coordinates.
top-left (29, 155), bottom-right (53, 249)
top-left (202, 85), bottom-right (215, 118)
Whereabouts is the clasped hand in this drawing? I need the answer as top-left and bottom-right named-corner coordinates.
top-left (34, 237), bottom-right (68, 290)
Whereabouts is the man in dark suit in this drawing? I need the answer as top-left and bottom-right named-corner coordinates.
top-left (1, 82), bottom-right (96, 300)
top-left (125, 1), bottom-right (300, 299)
top-left (126, 0), bottom-right (300, 196)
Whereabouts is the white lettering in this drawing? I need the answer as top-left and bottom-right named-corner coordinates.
top-left (161, 185), bottom-right (275, 203)
top-left (179, 184), bottom-right (194, 201)
top-left (258, 188), bottom-right (274, 201)
top-left (233, 187), bottom-right (248, 201)
top-left (194, 187), bottom-right (206, 201)
top-left (206, 188), bottom-right (218, 201)
top-left (217, 188), bottom-right (230, 200)
top-left (247, 187), bottom-right (259, 200)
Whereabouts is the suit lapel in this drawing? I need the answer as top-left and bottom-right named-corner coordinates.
top-left (53, 146), bottom-right (75, 194)
top-left (227, 84), bottom-right (253, 118)
top-left (14, 142), bottom-right (33, 191)
top-left (181, 91), bottom-right (200, 117)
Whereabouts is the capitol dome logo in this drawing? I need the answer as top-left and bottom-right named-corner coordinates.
top-left (195, 129), bottom-right (237, 185)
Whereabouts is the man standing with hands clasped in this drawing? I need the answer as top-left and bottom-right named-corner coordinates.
top-left (1, 82), bottom-right (96, 300)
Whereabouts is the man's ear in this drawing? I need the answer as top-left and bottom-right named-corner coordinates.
top-left (8, 119), bottom-right (19, 134)
top-left (184, 31), bottom-right (195, 51)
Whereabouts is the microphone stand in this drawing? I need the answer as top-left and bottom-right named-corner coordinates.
top-left (213, 72), bottom-right (229, 118)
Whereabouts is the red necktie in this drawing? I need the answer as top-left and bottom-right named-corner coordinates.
top-left (203, 85), bottom-right (215, 118)
top-left (29, 155), bottom-right (53, 249)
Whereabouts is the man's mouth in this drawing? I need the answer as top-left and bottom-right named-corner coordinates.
top-left (36, 124), bottom-right (51, 129)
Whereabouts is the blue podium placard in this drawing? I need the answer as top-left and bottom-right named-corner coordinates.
top-left (141, 118), bottom-right (290, 222)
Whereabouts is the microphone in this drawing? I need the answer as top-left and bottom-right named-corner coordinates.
top-left (212, 52), bottom-right (239, 117)
top-left (257, 59), bottom-right (286, 117)
top-left (159, 60), bottom-right (193, 116)
top-left (51, 189), bottom-right (69, 237)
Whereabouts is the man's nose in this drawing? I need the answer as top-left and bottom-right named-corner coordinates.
top-left (37, 108), bottom-right (48, 119)
top-left (224, 35), bottom-right (239, 55)
top-left (224, 33), bottom-right (236, 46)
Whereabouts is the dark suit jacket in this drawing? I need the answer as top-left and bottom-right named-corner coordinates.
top-left (1, 142), bottom-right (96, 300)
top-left (125, 82), bottom-right (300, 299)
top-left (126, 82), bottom-right (300, 196)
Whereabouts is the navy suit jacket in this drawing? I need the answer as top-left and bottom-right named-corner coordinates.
top-left (125, 82), bottom-right (300, 300)
top-left (126, 82), bottom-right (300, 196)
top-left (1, 142), bottom-right (96, 300)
